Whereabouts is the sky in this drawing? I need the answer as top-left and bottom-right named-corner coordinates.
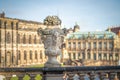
top-left (0, 0), bottom-right (120, 31)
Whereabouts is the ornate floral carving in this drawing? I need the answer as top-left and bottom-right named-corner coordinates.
top-left (37, 27), bottom-right (64, 67)
top-left (44, 16), bottom-right (61, 26)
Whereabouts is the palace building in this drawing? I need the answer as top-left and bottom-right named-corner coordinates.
top-left (62, 25), bottom-right (120, 66)
top-left (0, 12), bottom-right (47, 67)
top-left (0, 12), bottom-right (120, 67)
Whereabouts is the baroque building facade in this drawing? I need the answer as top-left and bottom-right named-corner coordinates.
top-left (0, 12), bottom-right (47, 67)
top-left (62, 25), bottom-right (120, 66)
top-left (0, 12), bottom-right (120, 67)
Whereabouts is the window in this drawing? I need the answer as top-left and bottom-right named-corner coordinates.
top-left (82, 52), bottom-right (85, 59)
top-left (115, 53), bottom-right (119, 60)
top-left (68, 53), bottom-right (71, 59)
top-left (11, 22), bottom-right (13, 29)
top-left (23, 34), bottom-right (26, 44)
top-left (24, 51), bottom-right (27, 60)
top-left (40, 50), bottom-right (42, 59)
top-left (104, 42), bottom-right (107, 49)
top-left (73, 53), bottom-right (76, 59)
top-left (34, 35), bottom-right (37, 44)
top-left (87, 53), bottom-right (91, 59)
top-left (4, 21), bottom-right (7, 28)
top-left (98, 53), bottom-right (102, 60)
top-left (109, 42), bottom-right (113, 49)
top-left (83, 42), bottom-right (86, 49)
top-left (99, 42), bottom-right (102, 49)
top-left (17, 34), bottom-right (20, 43)
top-left (29, 35), bottom-right (32, 44)
top-left (6, 32), bottom-right (11, 43)
top-left (0, 50), bottom-right (1, 63)
top-left (78, 42), bottom-right (81, 49)
top-left (73, 42), bottom-right (76, 49)
top-left (68, 42), bottom-right (71, 49)
top-left (16, 23), bottom-right (18, 30)
top-left (88, 42), bottom-right (91, 49)
top-left (30, 51), bottom-right (32, 60)
top-left (18, 51), bottom-right (20, 60)
top-left (93, 42), bottom-right (96, 49)
top-left (78, 53), bottom-right (80, 59)
top-left (94, 53), bottom-right (96, 60)
top-left (103, 54), bottom-right (107, 60)
top-left (35, 51), bottom-right (37, 59)
top-left (109, 54), bottom-right (113, 60)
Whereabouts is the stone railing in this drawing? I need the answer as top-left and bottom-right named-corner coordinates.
top-left (0, 66), bottom-right (120, 80)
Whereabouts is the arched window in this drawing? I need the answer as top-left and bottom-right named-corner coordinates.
top-left (16, 23), bottom-right (18, 30)
top-left (87, 53), bottom-right (91, 59)
top-left (103, 53), bottom-right (107, 60)
top-left (68, 53), bottom-right (71, 59)
top-left (73, 42), bottom-right (76, 49)
top-left (0, 50), bottom-right (1, 63)
top-left (78, 53), bottom-right (80, 59)
top-left (35, 51), bottom-right (37, 59)
top-left (23, 34), bottom-right (26, 44)
top-left (115, 53), bottom-right (119, 60)
top-left (24, 51), bottom-right (27, 60)
top-left (73, 53), bottom-right (76, 59)
top-left (109, 54), bottom-right (113, 60)
top-left (11, 22), bottom-right (13, 29)
top-left (93, 53), bottom-right (96, 60)
top-left (6, 32), bottom-right (11, 43)
top-left (40, 50), bottom-right (42, 59)
top-left (17, 34), bottom-right (20, 43)
top-left (98, 53), bottom-right (102, 60)
top-left (4, 21), bottom-right (7, 28)
top-left (82, 52), bottom-right (85, 59)
top-left (29, 35), bottom-right (32, 44)
top-left (18, 51), bottom-right (21, 60)
top-left (34, 35), bottom-right (37, 44)
top-left (30, 50), bottom-right (32, 60)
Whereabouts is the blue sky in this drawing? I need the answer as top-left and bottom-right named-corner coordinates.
top-left (0, 0), bottom-right (120, 31)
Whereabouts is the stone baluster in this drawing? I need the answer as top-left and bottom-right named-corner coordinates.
top-left (68, 73), bottom-right (74, 80)
top-left (94, 73), bottom-right (100, 80)
top-left (110, 73), bottom-right (116, 80)
top-left (5, 74), bottom-right (12, 80)
top-left (18, 74), bottom-right (25, 80)
top-left (29, 74), bottom-right (36, 80)
top-left (100, 72), bottom-right (106, 80)
top-left (63, 73), bottom-right (69, 80)
top-left (79, 73), bottom-right (84, 80)
top-left (73, 73), bottom-right (80, 80)
top-left (83, 73), bottom-right (90, 80)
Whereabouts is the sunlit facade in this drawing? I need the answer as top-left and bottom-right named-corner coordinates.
top-left (0, 12), bottom-right (47, 67)
top-left (62, 25), bottom-right (120, 66)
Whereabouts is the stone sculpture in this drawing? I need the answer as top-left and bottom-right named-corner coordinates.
top-left (37, 16), bottom-right (64, 67)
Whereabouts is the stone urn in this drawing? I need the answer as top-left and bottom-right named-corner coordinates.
top-left (37, 16), bottom-right (64, 67)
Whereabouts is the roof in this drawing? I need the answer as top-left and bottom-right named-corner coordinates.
top-left (66, 31), bottom-right (116, 39)
top-left (110, 27), bottom-right (120, 34)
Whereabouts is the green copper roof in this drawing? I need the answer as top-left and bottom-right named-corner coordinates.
top-left (67, 31), bottom-right (116, 39)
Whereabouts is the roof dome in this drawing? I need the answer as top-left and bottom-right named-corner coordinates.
top-left (74, 24), bottom-right (80, 29)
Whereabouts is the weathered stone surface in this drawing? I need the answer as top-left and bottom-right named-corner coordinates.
top-left (37, 18), bottom-right (64, 67)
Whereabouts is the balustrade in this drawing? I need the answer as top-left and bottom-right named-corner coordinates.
top-left (0, 66), bottom-right (120, 80)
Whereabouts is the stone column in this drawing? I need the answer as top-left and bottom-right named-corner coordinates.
top-left (18, 74), bottom-right (25, 80)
